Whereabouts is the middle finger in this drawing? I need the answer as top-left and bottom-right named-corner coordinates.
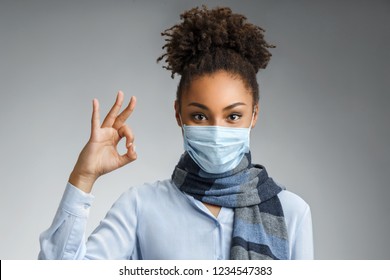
top-left (113, 95), bottom-right (136, 130)
top-left (101, 91), bottom-right (124, 128)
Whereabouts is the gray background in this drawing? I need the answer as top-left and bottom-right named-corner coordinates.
top-left (0, 0), bottom-right (389, 259)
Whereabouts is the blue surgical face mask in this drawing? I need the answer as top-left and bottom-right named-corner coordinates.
top-left (180, 113), bottom-right (254, 174)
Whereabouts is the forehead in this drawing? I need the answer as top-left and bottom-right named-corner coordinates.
top-left (182, 71), bottom-right (252, 107)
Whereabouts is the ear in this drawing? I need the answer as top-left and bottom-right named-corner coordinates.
top-left (174, 100), bottom-right (182, 127)
top-left (251, 103), bottom-right (259, 128)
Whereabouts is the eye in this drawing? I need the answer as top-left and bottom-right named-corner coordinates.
top-left (227, 113), bottom-right (242, 121)
top-left (192, 113), bottom-right (207, 121)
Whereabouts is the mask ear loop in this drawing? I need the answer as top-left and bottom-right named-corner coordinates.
top-left (179, 114), bottom-right (184, 128)
top-left (248, 107), bottom-right (256, 131)
top-left (245, 107), bottom-right (256, 150)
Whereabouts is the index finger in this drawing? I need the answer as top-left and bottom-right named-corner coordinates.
top-left (113, 96), bottom-right (137, 129)
top-left (91, 98), bottom-right (100, 134)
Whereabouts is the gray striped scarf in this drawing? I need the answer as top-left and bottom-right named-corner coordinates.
top-left (171, 152), bottom-right (289, 260)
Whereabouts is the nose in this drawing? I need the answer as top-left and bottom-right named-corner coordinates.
top-left (211, 117), bottom-right (224, 127)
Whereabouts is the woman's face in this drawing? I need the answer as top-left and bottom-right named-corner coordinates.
top-left (175, 71), bottom-right (259, 128)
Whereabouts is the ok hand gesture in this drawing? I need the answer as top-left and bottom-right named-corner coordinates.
top-left (69, 91), bottom-right (137, 193)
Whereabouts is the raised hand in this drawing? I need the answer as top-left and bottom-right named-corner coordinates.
top-left (69, 91), bottom-right (137, 193)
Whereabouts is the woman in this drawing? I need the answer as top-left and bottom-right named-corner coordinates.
top-left (39, 6), bottom-right (313, 260)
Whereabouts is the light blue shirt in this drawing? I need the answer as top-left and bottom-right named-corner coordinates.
top-left (39, 179), bottom-right (313, 260)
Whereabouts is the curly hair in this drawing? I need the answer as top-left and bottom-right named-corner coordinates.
top-left (157, 6), bottom-right (274, 108)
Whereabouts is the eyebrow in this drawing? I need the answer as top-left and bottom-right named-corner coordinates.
top-left (187, 102), bottom-right (247, 111)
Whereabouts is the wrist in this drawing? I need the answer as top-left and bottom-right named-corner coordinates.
top-left (68, 170), bottom-right (97, 193)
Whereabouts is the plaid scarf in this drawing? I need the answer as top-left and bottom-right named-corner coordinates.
top-left (171, 152), bottom-right (289, 260)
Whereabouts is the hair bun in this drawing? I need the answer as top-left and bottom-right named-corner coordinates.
top-left (158, 6), bottom-right (275, 77)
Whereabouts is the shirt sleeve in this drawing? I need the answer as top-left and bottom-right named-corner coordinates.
top-left (290, 203), bottom-right (314, 260)
top-left (38, 182), bottom-right (139, 259)
top-left (38, 182), bottom-right (94, 259)
top-left (278, 190), bottom-right (314, 260)
top-left (84, 185), bottom-right (139, 259)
